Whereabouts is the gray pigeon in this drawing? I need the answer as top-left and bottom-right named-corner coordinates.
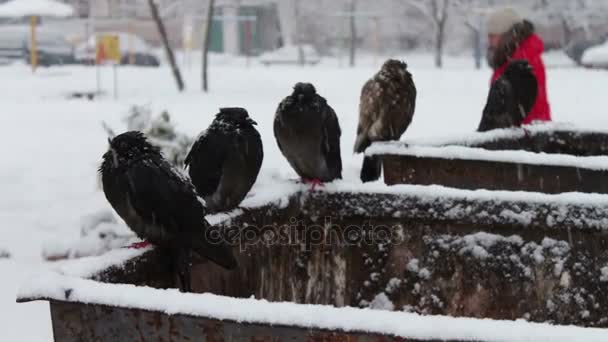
top-left (274, 82), bottom-right (342, 185)
top-left (185, 108), bottom-right (263, 213)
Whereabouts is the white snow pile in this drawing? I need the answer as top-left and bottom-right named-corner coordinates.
top-left (582, 41), bottom-right (608, 68)
top-left (258, 44), bottom-right (321, 66)
top-left (0, 0), bottom-right (73, 17)
top-left (444, 232), bottom-right (524, 260)
top-left (103, 105), bottom-right (194, 168)
top-left (367, 292), bottom-right (395, 311)
top-left (17, 272), bottom-right (608, 342)
top-left (240, 176), bottom-right (302, 209)
top-left (402, 122), bottom-right (580, 147)
top-left (366, 143), bottom-right (608, 171)
top-left (51, 246), bottom-right (150, 279)
top-left (600, 267), bottom-right (608, 283)
top-left (405, 258), bottom-right (432, 279)
top-left (42, 210), bottom-right (136, 261)
top-left (427, 233), bottom-right (572, 281)
top-left (43, 177), bottom-right (301, 261)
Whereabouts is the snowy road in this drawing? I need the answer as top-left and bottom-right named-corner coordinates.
top-left (0, 53), bottom-right (605, 340)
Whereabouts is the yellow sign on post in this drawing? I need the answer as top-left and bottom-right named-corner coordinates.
top-left (95, 34), bottom-right (122, 100)
top-left (96, 35), bottom-right (122, 64)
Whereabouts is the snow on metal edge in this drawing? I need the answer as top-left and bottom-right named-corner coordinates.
top-left (323, 181), bottom-right (608, 206)
top-left (17, 272), bottom-right (608, 342)
top-left (366, 143), bottom-right (608, 171)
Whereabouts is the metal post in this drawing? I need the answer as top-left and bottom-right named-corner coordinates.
top-left (30, 15), bottom-right (38, 72)
top-left (113, 64), bottom-right (118, 100)
top-left (373, 16), bottom-right (380, 65)
top-left (128, 21), bottom-right (134, 65)
top-left (96, 62), bottom-right (101, 93)
top-left (245, 19), bottom-right (251, 68)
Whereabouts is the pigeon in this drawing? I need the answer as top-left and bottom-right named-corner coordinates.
top-left (100, 131), bottom-right (237, 292)
top-left (478, 59), bottom-right (538, 132)
top-left (354, 59), bottom-right (417, 183)
top-left (274, 82), bottom-right (342, 188)
top-left (185, 108), bottom-right (263, 213)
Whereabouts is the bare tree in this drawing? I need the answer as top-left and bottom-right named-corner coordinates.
top-left (348, 0), bottom-right (357, 67)
top-left (294, 0), bottom-right (305, 66)
top-left (202, 0), bottom-right (215, 92)
top-left (527, 0), bottom-right (608, 46)
top-left (148, 0), bottom-right (185, 92)
top-left (404, 0), bottom-right (452, 68)
top-left (462, 0), bottom-right (487, 70)
top-left (465, 19), bottom-right (482, 69)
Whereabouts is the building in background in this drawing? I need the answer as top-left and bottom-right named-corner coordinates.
top-left (3, 0), bottom-right (608, 59)
top-left (62, 0), bottom-right (286, 55)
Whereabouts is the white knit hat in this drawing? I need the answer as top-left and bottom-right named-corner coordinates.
top-left (487, 8), bottom-right (522, 35)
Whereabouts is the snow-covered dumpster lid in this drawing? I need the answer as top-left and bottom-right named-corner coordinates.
top-left (368, 126), bottom-right (608, 194)
top-left (16, 182), bottom-right (608, 340)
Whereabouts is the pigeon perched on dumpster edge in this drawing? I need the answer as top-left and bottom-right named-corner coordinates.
top-left (274, 82), bottom-right (342, 188)
top-left (185, 108), bottom-right (263, 213)
top-left (100, 131), bottom-right (237, 292)
top-left (477, 59), bottom-right (538, 132)
top-left (354, 59), bottom-right (417, 183)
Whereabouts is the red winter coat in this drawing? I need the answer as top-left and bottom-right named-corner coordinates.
top-left (491, 34), bottom-right (551, 124)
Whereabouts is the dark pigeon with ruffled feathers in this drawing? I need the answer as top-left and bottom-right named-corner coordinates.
top-left (100, 131), bottom-right (237, 292)
top-left (274, 82), bottom-right (342, 184)
top-left (478, 60), bottom-right (538, 132)
top-left (185, 108), bottom-right (263, 213)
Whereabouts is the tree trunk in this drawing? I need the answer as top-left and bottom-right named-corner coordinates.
top-left (466, 20), bottom-right (482, 70)
top-left (473, 28), bottom-right (481, 69)
top-left (148, 0), bottom-right (185, 92)
top-left (435, 19), bottom-right (446, 68)
top-left (202, 0), bottom-right (215, 92)
top-left (348, 0), bottom-right (357, 67)
top-left (560, 16), bottom-right (572, 48)
top-left (433, 0), bottom-right (449, 69)
top-left (294, 0), bottom-right (304, 66)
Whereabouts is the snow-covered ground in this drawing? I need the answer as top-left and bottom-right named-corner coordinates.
top-left (0, 51), bottom-right (605, 340)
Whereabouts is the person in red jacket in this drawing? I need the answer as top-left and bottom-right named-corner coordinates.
top-left (486, 8), bottom-right (551, 124)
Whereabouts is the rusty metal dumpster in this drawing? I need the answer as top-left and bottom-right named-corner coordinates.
top-left (17, 184), bottom-right (608, 341)
top-left (369, 125), bottom-right (608, 193)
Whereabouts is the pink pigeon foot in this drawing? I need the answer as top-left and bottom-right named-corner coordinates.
top-left (126, 240), bottom-right (151, 249)
top-left (303, 178), bottom-right (324, 191)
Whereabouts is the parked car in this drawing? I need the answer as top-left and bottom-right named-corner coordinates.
top-left (259, 45), bottom-right (321, 66)
top-left (0, 26), bottom-right (23, 60)
top-left (24, 31), bottom-right (76, 66)
top-left (564, 38), bottom-right (603, 66)
top-left (581, 39), bottom-right (608, 69)
top-left (0, 26), bottom-right (76, 66)
top-left (75, 32), bottom-right (160, 67)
